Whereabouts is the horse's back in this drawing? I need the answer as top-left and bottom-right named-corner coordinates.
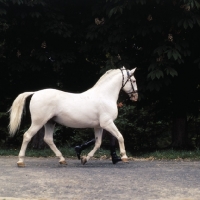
top-left (29, 88), bottom-right (101, 128)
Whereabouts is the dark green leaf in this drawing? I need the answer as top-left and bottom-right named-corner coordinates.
top-left (155, 70), bottom-right (164, 79)
top-left (183, 20), bottom-right (188, 29)
top-left (147, 71), bottom-right (156, 80)
top-left (165, 67), bottom-right (178, 77)
top-left (194, 0), bottom-right (200, 9)
top-left (167, 50), bottom-right (172, 59)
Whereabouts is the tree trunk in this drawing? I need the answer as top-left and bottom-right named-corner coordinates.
top-left (171, 70), bottom-right (188, 149)
top-left (171, 116), bottom-right (187, 148)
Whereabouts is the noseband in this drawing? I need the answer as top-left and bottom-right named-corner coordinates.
top-left (120, 68), bottom-right (138, 97)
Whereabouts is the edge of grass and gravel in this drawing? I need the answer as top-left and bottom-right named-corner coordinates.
top-left (1, 147), bottom-right (200, 161)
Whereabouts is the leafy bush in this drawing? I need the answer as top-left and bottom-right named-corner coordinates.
top-left (0, 112), bottom-right (9, 146)
top-left (115, 103), bottom-right (172, 152)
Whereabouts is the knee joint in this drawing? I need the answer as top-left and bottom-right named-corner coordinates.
top-left (23, 133), bottom-right (32, 142)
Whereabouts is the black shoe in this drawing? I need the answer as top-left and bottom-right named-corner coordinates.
top-left (110, 146), bottom-right (122, 164)
top-left (111, 153), bottom-right (122, 164)
top-left (74, 139), bottom-right (96, 160)
top-left (75, 146), bottom-right (82, 160)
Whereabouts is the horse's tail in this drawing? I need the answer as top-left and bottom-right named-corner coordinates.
top-left (8, 92), bottom-right (35, 137)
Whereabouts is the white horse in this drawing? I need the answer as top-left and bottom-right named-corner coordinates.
top-left (9, 67), bottom-right (138, 167)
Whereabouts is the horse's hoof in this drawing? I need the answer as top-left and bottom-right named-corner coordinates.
top-left (59, 160), bottom-right (67, 165)
top-left (81, 156), bottom-right (87, 165)
top-left (121, 158), bottom-right (129, 163)
top-left (17, 162), bottom-right (25, 167)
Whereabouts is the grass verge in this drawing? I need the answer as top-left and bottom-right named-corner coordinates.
top-left (134, 149), bottom-right (200, 160)
top-left (0, 147), bottom-right (200, 160)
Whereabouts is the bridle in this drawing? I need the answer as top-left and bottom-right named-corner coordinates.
top-left (120, 68), bottom-right (138, 97)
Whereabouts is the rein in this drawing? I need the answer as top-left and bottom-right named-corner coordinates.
top-left (120, 68), bottom-right (138, 96)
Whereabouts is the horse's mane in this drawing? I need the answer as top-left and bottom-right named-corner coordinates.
top-left (92, 69), bottom-right (119, 88)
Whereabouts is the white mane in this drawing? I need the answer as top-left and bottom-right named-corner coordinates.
top-left (93, 69), bottom-right (119, 88)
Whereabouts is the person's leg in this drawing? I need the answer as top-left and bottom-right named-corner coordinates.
top-left (74, 139), bottom-right (95, 159)
top-left (105, 130), bottom-right (122, 164)
top-left (75, 130), bottom-right (122, 164)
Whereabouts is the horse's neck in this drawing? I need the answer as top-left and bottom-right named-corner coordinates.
top-left (91, 73), bottom-right (122, 101)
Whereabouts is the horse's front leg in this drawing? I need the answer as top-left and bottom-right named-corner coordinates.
top-left (81, 127), bottom-right (103, 165)
top-left (102, 121), bottom-right (128, 162)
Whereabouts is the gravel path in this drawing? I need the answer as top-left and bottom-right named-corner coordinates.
top-left (0, 156), bottom-right (200, 200)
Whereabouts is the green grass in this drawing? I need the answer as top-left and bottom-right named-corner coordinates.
top-left (0, 147), bottom-right (200, 160)
top-left (0, 147), bottom-right (113, 158)
top-left (0, 147), bottom-right (75, 157)
top-left (134, 149), bottom-right (200, 160)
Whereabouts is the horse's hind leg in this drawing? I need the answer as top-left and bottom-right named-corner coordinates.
top-left (81, 127), bottom-right (103, 165)
top-left (17, 124), bottom-right (42, 167)
top-left (44, 121), bottom-right (66, 165)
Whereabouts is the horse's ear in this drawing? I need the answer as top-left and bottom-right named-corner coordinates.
top-left (122, 66), bottom-right (126, 69)
top-left (130, 68), bottom-right (136, 75)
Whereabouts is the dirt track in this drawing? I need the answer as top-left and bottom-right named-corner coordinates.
top-left (0, 156), bottom-right (200, 200)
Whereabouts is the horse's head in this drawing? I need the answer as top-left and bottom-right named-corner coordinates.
top-left (120, 67), bottom-right (138, 101)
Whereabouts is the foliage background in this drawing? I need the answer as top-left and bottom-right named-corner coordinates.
top-left (0, 0), bottom-right (200, 152)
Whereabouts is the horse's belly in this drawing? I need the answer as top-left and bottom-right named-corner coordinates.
top-left (54, 114), bottom-right (100, 128)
